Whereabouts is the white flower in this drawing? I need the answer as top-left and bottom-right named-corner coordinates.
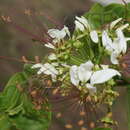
top-left (45, 43), bottom-right (55, 49)
top-left (48, 25), bottom-right (70, 43)
top-left (110, 18), bottom-right (122, 29)
top-left (70, 61), bottom-right (120, 94)
top-left (90, 68), bottom-right (121, 85)
top-left (110, 28), bottom-right (130, 64)
top-left (115, 29), bottom-right (127, 54)
top-left (102, 26), bottom-right (130, 64)
top-left (75, 16), bottom-right (90, 31)
top-left (70, 61), bottom-right (94, 86)
top-left (32, 63), bottom-right (58, 81)
top-left (90, 30), bottom-right (99, 43)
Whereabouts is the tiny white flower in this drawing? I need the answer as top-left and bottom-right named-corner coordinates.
top-left (102, 28), bottom-right (130, 64)
top-left (90, 68), bottom-right (121, 85)
top-left (45, 43), bottom-right (55, 49)
top-left (48, 25), bottom-right (70, 43)
top-left (90, 30), bottom-right (99, 43)
top-left (32, 63), bottom-right (58, 81)
top-left (110, 18), bottom-right (122, 29)
top-left (86, 83), bottom-right (97, 94)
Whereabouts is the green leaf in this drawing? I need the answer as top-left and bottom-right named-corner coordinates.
top-left (104, 3), bottom-right (124, 12)
top-left (103, 4), bottom-right (126, 23)
top-left (0, 72), bottom-right (26, 110)
top-left (11, 114), bottom-right (49, 130)
top-left (0, 72), bottom-right (52, 130)
top-left (0, 114), bottom-right (12, 130)
top-left (5, 72), bottom-right (26, 87)
top-left (84, 3), bottom-right (104, 29)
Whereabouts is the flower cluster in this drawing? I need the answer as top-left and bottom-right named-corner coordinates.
top-left (31, 15), bottom-right (130, 127)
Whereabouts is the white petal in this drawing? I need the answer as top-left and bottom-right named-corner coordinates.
top-left (90, 68), bottom-right (121, 85)
top-left (101, 65), bottom-right (109, 69)
top-left (75, 20), bottom-right (85, 31)
top-left (61, 63), bottom-right (70, 68)
top-left (78, 68), bottom-right (92, 82)
top-left (110, 51), bottom-right (119, 65)
top-left (70, 65), bottom-right (80, 86)
top-left (90, 30), bottom-right (99, 43)
top-left (86, 83), bottom-right (97, 94)
top-left (48, 26), bottom-right (68, 42)
top-left (116, 29), bottom-right (127, 54)
top-left (102, 31), bottom-right (113, 52)
top-left (110, 18), bottom-right (122, 29)
top-left (31, 63), bottom-right (43, 69)
top-left (51, 74), bottom-right (57, 82)
top-left (84, 60), bottom-right (94, 70)
top-left (57, 30), bottom-right (66, 39)
top-left (126, 38), bottom-right (130, 41)
top-left (48, 53), bottom-right (57, 60)
top-left (37, 68), bottom-right (44, 75)
top-left (43, 63), bottom-right (58, 75)
top-left (78, 61), bottom-right (94, 82)
top-left (62, 25), bottom-right (70, 37)
top-left (48, 29), bottom-right (60, 38)
top-left (76, 16), bottom-right (90, 29)
top-left (45, 43), bottom-right (55, 49)
top-left (102, 31), bottom-right (108, 47)
top-left (117, 23), bottom-right (129, 30)
top-left (52, 62), bottom-right (59, 66)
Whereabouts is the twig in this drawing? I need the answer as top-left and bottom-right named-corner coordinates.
top-left (0, 56), bottom-right (35, 64)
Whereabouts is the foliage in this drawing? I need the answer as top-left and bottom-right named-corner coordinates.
top-left (0, 68), bottom-right (51, 130)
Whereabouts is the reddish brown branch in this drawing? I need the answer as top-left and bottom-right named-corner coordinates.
top-left (0, 56), bottom-right (34, 64)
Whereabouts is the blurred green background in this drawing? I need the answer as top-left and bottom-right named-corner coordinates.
top-left (0, 0), bottom-right (128, 130)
